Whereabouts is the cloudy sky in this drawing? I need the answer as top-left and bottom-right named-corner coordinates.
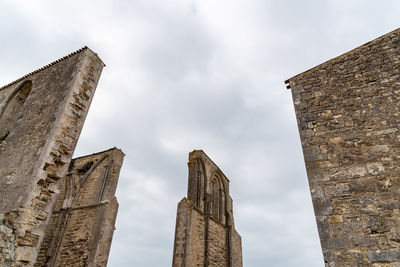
top-left (1, 1), bottom-right (400, 266)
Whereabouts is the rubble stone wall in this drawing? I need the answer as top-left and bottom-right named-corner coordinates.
top-left (35, 148), bottom-right (124, 267)
top-left (208, 219), bottom-right (227, 267)
top-left (287, 28), bottom-right (400, 266)
top-left (187, 205), bottom-right (206, 266)
top-left (0, 47), bottom-right (105, 266)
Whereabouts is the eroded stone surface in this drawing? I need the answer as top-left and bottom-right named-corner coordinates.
top-left (287, 28), bottom-right (400, 266)
top-left (0, 48), bottom-right (124, 266)
top-left (172, 150), bottom-right (242, 267)
top-left (35, 148), bottom-right (124, 267)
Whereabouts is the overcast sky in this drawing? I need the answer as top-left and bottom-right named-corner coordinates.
top-left (1, 1), bottom-right (400, 266)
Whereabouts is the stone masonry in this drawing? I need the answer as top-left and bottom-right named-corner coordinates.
top-left (172, 150), bottom-right (242, 267)
top-left (0, 47), bottom-right (124, 266)
top-left (286, 28), bottom-right (400, 266)
top-left (35, 148), bottom-right (124, 267)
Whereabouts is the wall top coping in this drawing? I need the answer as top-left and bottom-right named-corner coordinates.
top-left (284, 27), bottom-right (400, 89)
top-left (0, 46), bottom-right (105, 91)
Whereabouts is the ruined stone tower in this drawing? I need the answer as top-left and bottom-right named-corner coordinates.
top-left (0, 47), bottom-right (124, 266)
top-left (172, 150), bottom-right (242, 267)
top-left (286, 28), bottom-right (400, 265)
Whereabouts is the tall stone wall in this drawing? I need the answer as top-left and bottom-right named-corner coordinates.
top-left (286, 28), bottom-right (400, 266)
top-left (35, 148), bottom-right (124, 267)
top-left (172, 150), bottom-right (242, 267)
top-left (0, 48), bottom-right (124, 266)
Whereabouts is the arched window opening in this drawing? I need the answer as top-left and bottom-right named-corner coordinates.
top-left (188, 158), bottom-right (206, 211)
top-left (0, 81), bottom-right (32, 139)
top-left (210, 174), bottom-right (226, 223)
top-left (196, 161), bottom-right (205, 208)
top-left (219, 188), bottom-right (225, 222)
top-left (211, 177), bottom-right (219, 219)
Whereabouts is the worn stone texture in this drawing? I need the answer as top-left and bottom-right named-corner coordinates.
top-left (35, 148), bottom-right (124, 267)
top-left (172, 150), bottom-right (242, 267)
top-left (0, 48), bottom-right (124, 266)
top-left (286, 28), bottom-right (400, 266)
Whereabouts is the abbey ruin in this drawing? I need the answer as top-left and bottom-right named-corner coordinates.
top-left (172, 150), bottom-right (242, 267)
top-left (287, 28), bottom-right (400, 266)
top-left (0, 47), bottom-right (124, 266)
top-left (0, 47), bottom-right (241, 267)
top-left (5, 25), bottom-right (400, 267)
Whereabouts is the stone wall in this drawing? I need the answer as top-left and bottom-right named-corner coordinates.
top-left (0, 48), bottom-right (123, 266)
top-left (35, 148), bottom-right (124, 267)
top-left (208, 219), bottom-right (227, 266)
top-left (172, 198), bottom-right (190, 267)
top-left (232, 230), bottom-right (242, 266)
top-left (286, 28), bottom-right (400, 266)
top-left (172, 150), bottom-right (242, 267)
top-left (187, 205), bottom-right (206, 266)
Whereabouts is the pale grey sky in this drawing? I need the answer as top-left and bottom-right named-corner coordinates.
top-left (1, 1), bottom-right (400, 266)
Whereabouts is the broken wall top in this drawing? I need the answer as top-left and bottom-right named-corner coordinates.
top-left (0, 47), bottom-right (104, 212)
top-left (35, 147), bottom-right (124, 266)
top-left (285, 27), bottom-right (400, 265)
top-left (285, 27), bottom-right (400, 90)
top-left (187, 149), bottom-right (235, 227)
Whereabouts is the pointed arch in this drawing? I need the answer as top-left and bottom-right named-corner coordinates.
top-left (188, 157), bottom-right (207, 211)
top-left (209, 172), bottom-right (227, 223)
top-left (0, 80), bottom-right (32, 138)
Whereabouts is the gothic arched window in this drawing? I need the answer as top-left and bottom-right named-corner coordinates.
top-left (210, 174), bottom-right (226, 223)
top-left (188, 157), bottom-right (206, 211)
top-left (0, 80), bottom-right (32, 139)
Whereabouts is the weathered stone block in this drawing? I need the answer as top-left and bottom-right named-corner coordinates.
top-left (366, 162), bottom-right (385, 175)
top-left (330, 215), bottom-right (343, 224)
top-left (368, 250), bottom-right (400, 262)
top-left (348, 165), bottom-right (367, 178)
top-left (15, 246), bottom-right (36, 263)
top-left (313, 199), bottom-right (333, 216)
top-left (324, 184), bottom-right (350, 197)
top-left (322, 238), bottom-right (349, 249)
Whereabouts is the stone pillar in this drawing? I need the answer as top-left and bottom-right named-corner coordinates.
top-left (172, 150), bottom-right (242, 267)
